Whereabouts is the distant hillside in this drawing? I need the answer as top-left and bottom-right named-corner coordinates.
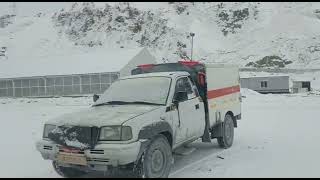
top-left (1, 2), bottom-right (320, 69)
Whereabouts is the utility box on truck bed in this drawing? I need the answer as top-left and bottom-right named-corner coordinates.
top-left (205, 64), bottom-right (241, 128)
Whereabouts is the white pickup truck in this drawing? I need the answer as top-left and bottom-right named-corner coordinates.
top-left (36, 61), bottom-right (241, 178)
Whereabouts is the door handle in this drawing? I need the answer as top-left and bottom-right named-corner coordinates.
top-left (195, 104), bottom-right (199, 109)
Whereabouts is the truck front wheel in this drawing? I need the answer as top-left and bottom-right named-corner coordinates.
top-left (217, 114), bottom-right (234, 148)
top-left (137, 135), bottom-right (173, 178)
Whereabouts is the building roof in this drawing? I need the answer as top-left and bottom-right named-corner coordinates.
top-left (240, 75), bottom-right (289, 79)
top-left (0, 47), bottom-right (146, 79)
top-left (291, 77), bottom-right (312, 82)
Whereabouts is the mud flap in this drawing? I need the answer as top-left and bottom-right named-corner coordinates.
top-left (211, 123), bottom-right (223, 139)
top-left (201, 113), bottom-right (211, 142)
top-left (131, 139), bottom-right (149, 177)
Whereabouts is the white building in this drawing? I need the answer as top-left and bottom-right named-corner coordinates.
top-left (291, 77), bottom-right (312, 93)
top-left (240, 75), bottom-right (290, 94)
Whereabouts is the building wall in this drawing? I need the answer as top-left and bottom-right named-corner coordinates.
top-left (292, 81), bottom-right (311, 93)
top-left (240, 76), bottom-right (290, 93)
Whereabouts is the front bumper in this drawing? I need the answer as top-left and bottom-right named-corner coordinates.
top-left (36, 139), bottom-right (141, 170)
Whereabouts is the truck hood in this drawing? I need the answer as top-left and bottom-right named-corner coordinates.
top-left (47, 104), bottom-right (161, 127)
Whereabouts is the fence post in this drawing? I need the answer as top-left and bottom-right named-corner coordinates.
top-left (99, 73), bottom-right (102, 93)
top-left (11, 79), bottom-right (15, 97)
top-left (79, 75), bottom-right (82, 94)
top-left (42, 77), bottom-right (47, 96)
top-left (89, 74), bottom-right (92, 94)
top-left (62, 76), bottom-right (65, 96)
top-left (6, 80), bottom-right (8, 97)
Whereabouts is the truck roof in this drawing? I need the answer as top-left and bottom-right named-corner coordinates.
top-left (204, 63), bottom-right (239, 68)
top-left (120, 71), bottom-right (190, 80)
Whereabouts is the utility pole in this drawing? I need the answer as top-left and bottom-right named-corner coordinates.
top-left (190, 32), bottom-right (195, 61)
top-left (11, 2), bottom-right (17, 15)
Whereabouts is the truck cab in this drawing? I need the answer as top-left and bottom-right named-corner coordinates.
top-left (36, 61), bottom-right (241, 178)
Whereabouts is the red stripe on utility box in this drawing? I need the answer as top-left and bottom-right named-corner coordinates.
top-left (207, 85), bottom-right (240, 99)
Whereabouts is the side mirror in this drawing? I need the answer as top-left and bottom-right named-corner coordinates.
top-left (174, 91), bottom-right (188, 103)
top-left (172, 99), bottom-right (179, 108)
top-left (93, 94), bottom-right (100, 102)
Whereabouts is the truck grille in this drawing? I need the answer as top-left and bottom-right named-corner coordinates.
top-left (48, 126), bottom-right (100, 149)
top-left (43, 145), bottom-right (53, 150)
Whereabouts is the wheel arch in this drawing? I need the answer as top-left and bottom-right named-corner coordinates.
top-left (226, 111), bottom-right (237, 128)
top-left (159, 131), bottom-right (173, 147)
top-left (138, 121), bottom-right (173, 144)
top-left (135, 121), bottom-right (174, 163)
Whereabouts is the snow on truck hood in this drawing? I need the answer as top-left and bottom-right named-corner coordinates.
top-left (46, 104), bottom-right (160, 127)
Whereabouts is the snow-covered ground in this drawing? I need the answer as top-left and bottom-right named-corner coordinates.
top-left (1, 89), bottom-right (320, 178)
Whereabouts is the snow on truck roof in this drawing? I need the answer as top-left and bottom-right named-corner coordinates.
top-left (120, 71), bottom-right (190, 80)
top-left (0, 47), bottom-right (146, 79)
top-left (121, 62), bottom-right (240, 80)
top-left (204, 63), bottom-right (239, 68)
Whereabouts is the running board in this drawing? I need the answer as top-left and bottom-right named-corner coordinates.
top-left (173, 146), bottom-right (196, 156)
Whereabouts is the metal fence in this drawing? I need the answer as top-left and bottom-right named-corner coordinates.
top-left (0, 72), bottom-right (119, 97)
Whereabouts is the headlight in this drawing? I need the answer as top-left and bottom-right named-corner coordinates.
top-left (99, 126), bottom-right (132, 141)
top-left (43, 124), bottom-right (56, 138)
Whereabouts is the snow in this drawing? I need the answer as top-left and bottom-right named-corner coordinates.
top-left (240, 88), bottom-right (262, 96)
top-left (171, 91), bottom-right (320, 178)
top-left (47, 103), bottom-right (159, 127)
top-left (64, 139), bottom-right (88, 150)
top-left (0, 97), bottom-right (92, 178)
top-left (0, 47), bottom-right (144, 78)
top-left (1, 91), bottom-right (320, 177)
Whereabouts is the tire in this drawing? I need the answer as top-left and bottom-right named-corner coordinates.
top-left (217, 114), bottom-right (234, 149)
top-left (52, 161), bottom-right (87, 178)
top-left (137, 135), bottom-right (173, 178)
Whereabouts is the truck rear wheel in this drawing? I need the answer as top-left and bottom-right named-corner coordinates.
top-left (137, 135), bottom-right (173, 178)
top-left (52, 161), bottom-right (87, 178)
top-left (217, 114), bottom-right (234, 148)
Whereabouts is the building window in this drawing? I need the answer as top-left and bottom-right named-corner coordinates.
top-left (261, 81), bottom-right (268, 88)
top-left (301, 81), bottom-right (311, 91)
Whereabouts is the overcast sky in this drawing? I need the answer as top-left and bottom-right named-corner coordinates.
top-left (0, 2), bottom-right (73, 16)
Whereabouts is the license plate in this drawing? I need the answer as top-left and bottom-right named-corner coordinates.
top-left (57, 152), bottom-right (87, 166)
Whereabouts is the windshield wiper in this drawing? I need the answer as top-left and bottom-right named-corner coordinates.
top-left (93, 101), bottom-right (131, 106)
top-left (129, 101), bottom-right (164, 106)
top-left (93, 101), bottom-right (163, 107)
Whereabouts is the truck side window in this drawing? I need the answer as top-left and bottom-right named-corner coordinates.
top-left (174, 77), bottom-right (195, 101)
top-left (188, 76), bottom-right (199, 97)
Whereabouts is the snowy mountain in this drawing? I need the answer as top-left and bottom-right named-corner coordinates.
top-left (1, 2), bottom-right (320, 69)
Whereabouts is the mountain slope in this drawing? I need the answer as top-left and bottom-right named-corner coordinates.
top-left (1, 2), bottom-right (320, 71)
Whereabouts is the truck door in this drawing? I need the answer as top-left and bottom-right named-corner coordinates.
top-left (173, 77), bottom-right (205, 144)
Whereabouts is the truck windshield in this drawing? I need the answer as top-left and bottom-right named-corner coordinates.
top-left (94, 76), bottom-right (171, 106)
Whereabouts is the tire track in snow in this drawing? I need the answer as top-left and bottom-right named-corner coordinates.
top-left (169, 142), bottom-right (225, 177)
